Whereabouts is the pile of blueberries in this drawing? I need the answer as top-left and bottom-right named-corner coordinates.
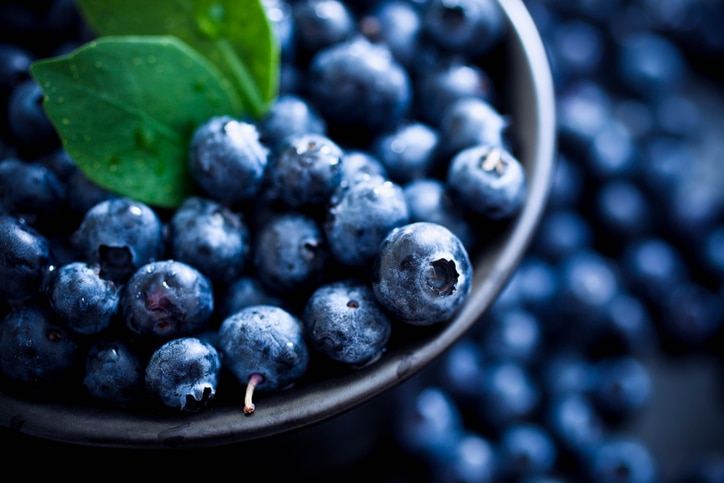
top-left (0, 0), bottom-right (525, 416)
top-left (3, 0), bottom-right (724, 481)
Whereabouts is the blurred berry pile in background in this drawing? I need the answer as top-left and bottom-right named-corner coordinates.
top-left (2, 0), bottom-right (724, 481)
top-left (359, 0), bottom-right (724, 481)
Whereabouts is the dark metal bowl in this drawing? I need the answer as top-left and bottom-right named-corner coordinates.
top-left (0, 0), bottom-right (556, 449)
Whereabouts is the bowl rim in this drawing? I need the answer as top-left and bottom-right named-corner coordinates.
top-left (0, 0), bottom-right (556, 449)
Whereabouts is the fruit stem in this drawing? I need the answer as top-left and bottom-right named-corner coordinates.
top-left (244, 373), bottom-right (264, 414)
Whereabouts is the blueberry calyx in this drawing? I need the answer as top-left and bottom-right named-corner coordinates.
top-left (429, 258), bottom-right (459, 296)
top-left (480, 146), bottom-right (507, 175)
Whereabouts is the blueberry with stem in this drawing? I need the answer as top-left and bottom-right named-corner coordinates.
top-left (217, 304), bottom-right (310, 414)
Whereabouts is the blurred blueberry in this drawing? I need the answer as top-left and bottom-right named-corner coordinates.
top-left (588, 436), bottom-right (657, 483)
top-left (498, 422), bottom-right (558, 479)
top-left (591, 355), bottom-right (652, 421)
top-left (616, 32), bottom-right (688, 99)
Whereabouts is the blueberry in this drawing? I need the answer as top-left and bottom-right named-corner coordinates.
top-left (402, 177), bottom-right (474, 250)
top-left (433, 335), bottom-right (486, 404)
top-left (550, 18), bottom-right (605, 81)
top-left (144, 336), bottom-right (221, 412)
top-left (619, 237), bottom-right (689, 305)
top-left (256, 93), bottom-right (327, 149)
top-left (555, 80), bottom-right (612, 154)
top-left (292, 0), bottom-right (356, 59)
top-left (660, 281), bottom-right (724, 349)
top-left (414, 58), bottom-right (495, 127)
top-left (437, 97), bottom-right (509, 161)
top-left (188, 115), bottom-right (269, 204)
top-left (167, 196), bottom-right (250, 284)
top-left (0, 43), bottom-right (33, 103)
top-left (371, 221), bottom-right (472, 326)
top-left (65, 167), bottom-right (118, 218)
top-left (532, 208), bottom-right (593, 263)
top-left (503, 254), bottom-right (559, 316)
top-left (0, 214), bottom-right (52, 307)
top-left (0, 304), bottom-right (79, 393)
top-left (267, 132), bottom-right (344, 208)
top-left (540, 349), bottom-right (596, 396)
top-left (252, 212), bottom-right (329, 297)
top-left (545, 393), bottom-right (605, 459)
top-left (498, 423), bottom-right (558, 479)
top-left (306, 36), bottom-right (412, 140)
top-left (370, 120), bottom-right (439, 184)
top-left (585, 119), bottom-right (639, 180)
top-left (446, 144), bottom-right (527, 220)
top-left (431, 430), bottom-right (501, 483)
top-left (554, 249), bottom-right (621, 325)
top-left (83, 338), bottom-right (146, 407)
top-left (43, 261), bottom-right (120, 335)
top-left (302, 278), bottom-right (392, 367)
top-left (393, 384), bottom-right (466, 462)
top-left (480, 305), bottom-right (542, 365)
top-left (325, 174), bottom-right (409, 267)
top-left (422, 0), bottom-right (505, 57)
top-left (6, 78), bottom-right (59, 156)
top-left (216, 275), bottom-right (286, 321)
top-left (588, 437), bottom-right (657, 483)
top-left (593, 179), bottom-right (653, 242)
top-left (591, 355), bottom-right (652, 421)
top-left (217, 304), bottom-right (310, 414)
top-left (120, 259), bottom-right (215, 341)
top-left (262, 0), bottom-right (296, 62)
top-left (477, 360), bottom-right (541, 428)
top-left (339, 149), bottom-right (388, 187)
top-left (0, 158), bottom-right (66, 230)
top-left (617, 32), bottom-right (687, 99)
top-left (72, 197), bottom-right (165, 284)
top-left (359, 0), bottom-right (423, 70)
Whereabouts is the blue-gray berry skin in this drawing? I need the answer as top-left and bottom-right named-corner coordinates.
top-left (339, 149), bottom-right (388, 188)
top-left (168, 196), bottom-right (250, 284)
top-left (83, 338), bottom-right (146, 407)
top-left (0, 214), bottom-right (52, 308)
top-left (447, 144), bottom-right (527, 220)
top-left (422, 0), bottom-right (505, 57)
top-left (302, 278), bottom-right (392, 367)
top-left (43, 261), bottom-right (120, 335)
top-left (0, 304), bottom-right (79, 392)
top-left (188, 115), bottom-right (269, 204)
top-left (253, 213), bottom-right (329, 297)
top-left (371, 221), bottom-right (473, 326)
top-left (306, 37), bottom-right (412, 140)
top-left (371, 121), bottom-right (440, 184)
top-left (144, 337), bottom-right (221, 412)
top-left (324, 175), bottom-right (410, 267)
top-left (72, 197), bottom-right (165, 284)
top-left (216, 275), bottom-right (286, 321)
top-left (257, 93), bottom-right (327, 149)
top-left (403, 178), bottom-right (475, 251)
top-left (437, 97), bottom-right (508, 161)
top-left (268, 132), bottom-right (344, 208)
top-left (217, 304), bottom-right (309, 392)
top-left (0, 157), bottom-right (67, 229)
top-left (121, 260), bottom-right (215, 341)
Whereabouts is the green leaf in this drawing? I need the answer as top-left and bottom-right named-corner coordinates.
top-left (30, 35), bottom-right (241, 209)
top-left (75, 0), bottom-right (279, 118)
